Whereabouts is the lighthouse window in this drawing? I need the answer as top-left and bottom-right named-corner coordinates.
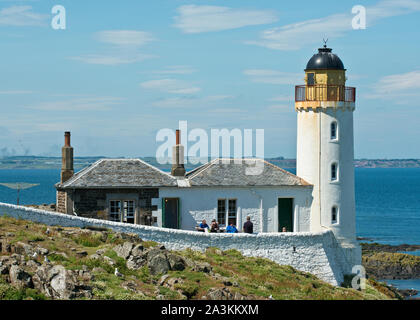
top-left (332, 207), bottom-right (338, 224)
top-left (307, 73), bottom-right (315, 85)
top-left (331, 163), bottom-right (338, 181)
top-left (331, 122), bottom-right (338, 140)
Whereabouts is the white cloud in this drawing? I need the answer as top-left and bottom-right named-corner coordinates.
top-left (366, 70), bottom-right (420, 102)
top-left (72, 29), bottom-right (156, 66)
top-left (151, 95), bottom-right (233, 108)
top-left (152, 65), bottom-right (197, 75)
top-left (95, 30), bottom-right (155, 47)
top-left (244, 69), bottom-right (302, 85)
top-left (247, 0), bottom-right (420, 51)
top-left (174, 5), bottom-right (277, 33)
top-left (0, 6), bottom-right (48, 27)
top-left (140, 79), bottom-right (201, 94)
top-left (71, 53), bottom-right (155, 66)
top-left (0, 90), bottom-right (35, 95)
top-left (27, 96), bottom-right (125, 111)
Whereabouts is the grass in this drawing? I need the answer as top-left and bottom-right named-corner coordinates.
top-left (0, 216), bottom-right (402, 300)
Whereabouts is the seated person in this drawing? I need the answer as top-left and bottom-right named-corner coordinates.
top-left (196, 219), bottom-right (209, 232)
top-left (210, 219), bottom-right (220, 232)
top-left (226, 223), bottom-right (238, 234)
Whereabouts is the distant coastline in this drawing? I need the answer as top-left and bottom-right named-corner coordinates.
top-left (0, 156), bottom-right (419, 170)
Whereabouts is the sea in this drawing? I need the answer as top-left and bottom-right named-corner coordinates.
top-left (0, 167), bottom-right (419, 297)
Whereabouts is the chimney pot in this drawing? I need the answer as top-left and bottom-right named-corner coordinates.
top-left (176, 130), bottom-right (181, 145)
top-left (64, 131), bottom-right (71, 147)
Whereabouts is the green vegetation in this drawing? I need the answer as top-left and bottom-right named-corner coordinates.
top-left (0, 216), bottom-right (401, 300)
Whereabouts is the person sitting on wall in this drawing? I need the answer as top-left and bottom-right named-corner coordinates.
top-left (226, 223), bottom-right (238, 234)
top-left (210, 219), bottom-right (220, 233)
top-left (243, 216), bottom-right (254, 234)
top-left (196, 219), bottom-right (209, 232)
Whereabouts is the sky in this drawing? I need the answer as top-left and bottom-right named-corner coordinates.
top-left (0, 0), bottom-right (419, 159)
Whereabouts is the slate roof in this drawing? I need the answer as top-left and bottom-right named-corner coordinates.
top-left (57, 159), bottom-right (177, 189)
top-left (186, 158), bottom-right (311, 187)
top-left (57, 158), bottom-right (311, 189)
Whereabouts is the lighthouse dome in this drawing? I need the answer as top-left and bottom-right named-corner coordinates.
top-left (305, 47), bottom-right (345, 71)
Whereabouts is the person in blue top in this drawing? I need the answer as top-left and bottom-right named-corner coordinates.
top-left (197, 219), bottom-right (209, 232)
top-left (226, 223), bottom-right (238, 234)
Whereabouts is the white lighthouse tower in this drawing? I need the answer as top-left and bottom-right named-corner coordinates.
top-left (295, 44), bottom-right (361, 268)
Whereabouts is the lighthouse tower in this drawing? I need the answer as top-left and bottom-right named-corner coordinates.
top-left (295, 45), bottom-right (361, 268)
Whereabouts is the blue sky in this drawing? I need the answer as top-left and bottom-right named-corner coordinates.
top-left (0, 0), bottom-right (419, 158)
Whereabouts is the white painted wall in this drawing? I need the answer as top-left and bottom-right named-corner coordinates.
top-left (296, 103), bottom-right (360, 268)
top-left (0, 202), bottom-right (352, 286)
top-left (152, 186), bottom-right (313, 233)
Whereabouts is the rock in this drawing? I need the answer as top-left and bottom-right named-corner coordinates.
top-left (167, 254), bottom-right (186, 271)
top-left (9, 265), bottom-right (33, 289)
top-left (114, 242), bottom-right (134, 260)
top-left (36, 247), bottom-right (49, 256)
top-left (119, 233), bottom-right (142, 243)
top-left (96, 249), bottom-right (107, 256)
top-left (13, 242), bottom-right (34, 255)
top-left (121, 281), bottom-right (139, 292)
top-left (104, 256), bottom-right (116, 266)
top-left (89, 254), bottom-right (102, 260)
top-left (223, 280), bottom-right (233, 286)
top-left (127, 255), bottom-right (146, 270)
top-left (193, 262), bottom-right (212, 273)
top-left (92, 267), bottom-right (106, 273)
top-left (148, 253), bottom-right (170, 275)
top-left (25, 260), bottom-right (41, 269)
top-left (0, 265), bottom-right (9, 275)
top-left (156, 294), bottom-right (165, 300)
top-left (48, 265), bottom-right (85, 300)
top-left (206, 288), bottom-right (234, 300)
top-left (131, 244), bottom-right (144, 257)
top-left (76, 251), bottom-right (88, 258)
top-left (159, 274), bottom-right (170, 286)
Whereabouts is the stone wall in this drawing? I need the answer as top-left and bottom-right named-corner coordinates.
top-left (0, 202), bottom-right (351, 286)
top-left (57, 188), bottom-right (159, 220)
top-left (56, 191), bottom-right (66, 214)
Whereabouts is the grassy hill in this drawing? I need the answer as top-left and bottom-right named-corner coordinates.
top-left (0, 216), bottom-right (401, 300)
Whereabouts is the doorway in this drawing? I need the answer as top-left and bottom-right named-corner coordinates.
top-left (278, 198), bottom-right (294, 232)
top-left (163, 198), bottom-right (179, 229)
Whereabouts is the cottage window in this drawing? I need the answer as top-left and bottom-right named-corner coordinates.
top-left (331, 121), bottom-right (338, 140)
top-left (123, 200), bottom-right (135, 224)
top-left (228, 199), bottom-right (237, 226)
top-left (217, 199), bottom-right (226, 226)
top-left (110, 200), bottom-right (121, 222)
top-left (332, 206), bottom-right (338, 224)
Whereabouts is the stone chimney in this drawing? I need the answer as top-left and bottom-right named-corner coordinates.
top-left (60, 131), bottom-right (74, 183)
top-left (171, 130), bottom-right (186, 177)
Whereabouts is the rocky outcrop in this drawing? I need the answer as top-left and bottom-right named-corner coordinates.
top-left (362, 243), bottom-right (420, 280)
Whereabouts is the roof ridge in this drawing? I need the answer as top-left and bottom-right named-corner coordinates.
top-left (186, 158), bottom-right (220, 180)
top-left (134, 158), bottom-right (177, 180)
top-left (61, 159), bottom-right (106, 187)
top-left (263, 160), bottom-right (311, 185)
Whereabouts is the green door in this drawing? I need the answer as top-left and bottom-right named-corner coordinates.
top-left (163, 198), bottom-right (179, 229)
top-left (278, 198), bottom-right (294, 232)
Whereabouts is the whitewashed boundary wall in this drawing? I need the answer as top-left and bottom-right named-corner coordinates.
top-left (0, 202), bottom-right (350, 285)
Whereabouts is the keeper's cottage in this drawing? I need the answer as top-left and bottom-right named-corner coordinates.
top-left (55, 45), bottom-right (361, 271)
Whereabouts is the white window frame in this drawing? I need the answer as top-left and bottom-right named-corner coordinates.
top-left (330, 121), bottom-right (338, 141)
top-left (331, 162), bottom-right (339, 182)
